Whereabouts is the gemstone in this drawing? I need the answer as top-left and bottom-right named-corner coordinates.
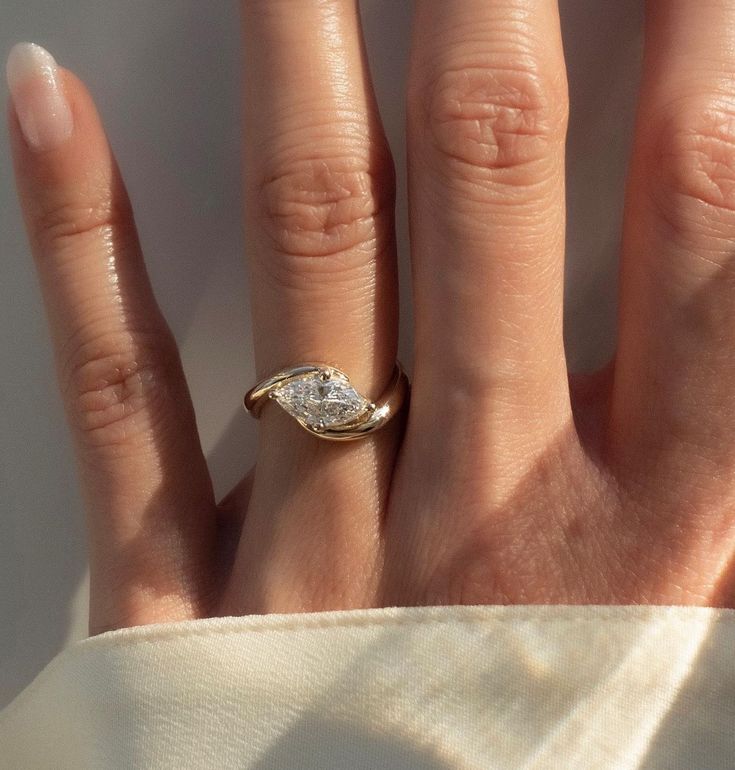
top-left (272, 372), bottom-right (370, 430)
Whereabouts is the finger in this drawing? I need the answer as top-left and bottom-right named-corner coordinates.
top-left (6, 43), bottom-right (217, 632)
top-left (225, 2), bottom-right (399, 611)
top-left (610, 1), bottom-right (735, 483)
top-left (242, 0), bottom-right (397, 393)
top-left (406, 0), bottom-right (572, 492)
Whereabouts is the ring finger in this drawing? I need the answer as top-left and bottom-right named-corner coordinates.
top-left (222, 0), bottom-right (400, 612)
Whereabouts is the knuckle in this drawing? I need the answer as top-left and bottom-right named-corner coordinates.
top-left (255, 152), bottom-right (394, 274)
top-left (650, 98), bottom-right (735, 240)
top-left (35, 192), bottom-right (129, 254)
top-left (422, 61), bottom-right (568, 187)
top-left (61, 328), bottom-right (178, 448)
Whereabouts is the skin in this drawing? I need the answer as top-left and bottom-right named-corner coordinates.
top-left (8, 0), bottom-right (735, 635)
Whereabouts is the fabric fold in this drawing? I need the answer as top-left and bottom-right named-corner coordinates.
top-left (2, 605), bottom-right (734, 769)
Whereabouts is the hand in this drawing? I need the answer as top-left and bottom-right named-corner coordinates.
top-left (8, 0), bottom-right (735, 635)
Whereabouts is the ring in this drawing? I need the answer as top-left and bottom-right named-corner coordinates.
top-left (243, 362), bottom-right (409, 441)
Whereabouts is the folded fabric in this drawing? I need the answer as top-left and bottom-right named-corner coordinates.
top-left (1, 605), bottom-right (734, 769)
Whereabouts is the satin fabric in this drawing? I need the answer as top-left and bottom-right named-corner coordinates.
top-left (2, 605), bottom-right (734, 769)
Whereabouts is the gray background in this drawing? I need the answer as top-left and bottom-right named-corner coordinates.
top-left (0, 1), bottom-right (642, 708)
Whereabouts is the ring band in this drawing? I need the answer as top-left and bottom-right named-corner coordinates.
top-left (244, 362), bottom-right (409, 441)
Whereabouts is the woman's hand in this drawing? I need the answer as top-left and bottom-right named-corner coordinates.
top-left (8, 0), bottom-right (735, 634)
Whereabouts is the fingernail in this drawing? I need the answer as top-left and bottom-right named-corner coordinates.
top-left (6, 42), bottom-right (73, 151)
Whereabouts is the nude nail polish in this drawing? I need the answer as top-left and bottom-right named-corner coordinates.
top-left (6, 42), bottom-right (73, 151)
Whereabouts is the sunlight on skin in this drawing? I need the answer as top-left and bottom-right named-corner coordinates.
top-left (8, 0), bottom-right (735, 634)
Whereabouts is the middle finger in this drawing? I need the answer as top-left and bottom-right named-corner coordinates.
top-left (406, 0), bottom-right (573, 498)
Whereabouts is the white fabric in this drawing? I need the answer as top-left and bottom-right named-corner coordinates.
top-left (2, 605), bottom-right (734, 768)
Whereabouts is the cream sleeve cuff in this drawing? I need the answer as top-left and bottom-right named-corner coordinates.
top-left (1, 605), bottom-right (734, 769)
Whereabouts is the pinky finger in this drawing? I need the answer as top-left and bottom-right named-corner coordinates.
top-left (6, 43), bottom-right (217, 633)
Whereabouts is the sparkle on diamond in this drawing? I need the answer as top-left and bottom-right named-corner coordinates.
top-left (272, 374), bottom-right (369, 429)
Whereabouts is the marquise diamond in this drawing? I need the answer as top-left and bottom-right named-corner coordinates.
top-left (272, 372), bottom-right (369, 430)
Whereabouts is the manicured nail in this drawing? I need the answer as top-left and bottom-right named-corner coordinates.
top-left (6, 42), bottom-right (73, 151)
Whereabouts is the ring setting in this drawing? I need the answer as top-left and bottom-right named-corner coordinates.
top-left (244, 363), bottom-right (408, 441)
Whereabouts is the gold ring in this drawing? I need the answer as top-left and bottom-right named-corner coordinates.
top-left (243, 362), bottom-right (409, 441)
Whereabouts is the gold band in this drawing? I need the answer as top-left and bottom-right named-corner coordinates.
top-left (244, 362), bottom-right (408, 441)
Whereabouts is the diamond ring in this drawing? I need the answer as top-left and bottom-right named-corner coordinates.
top-left (243, 362), bottom-right (409, 441)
